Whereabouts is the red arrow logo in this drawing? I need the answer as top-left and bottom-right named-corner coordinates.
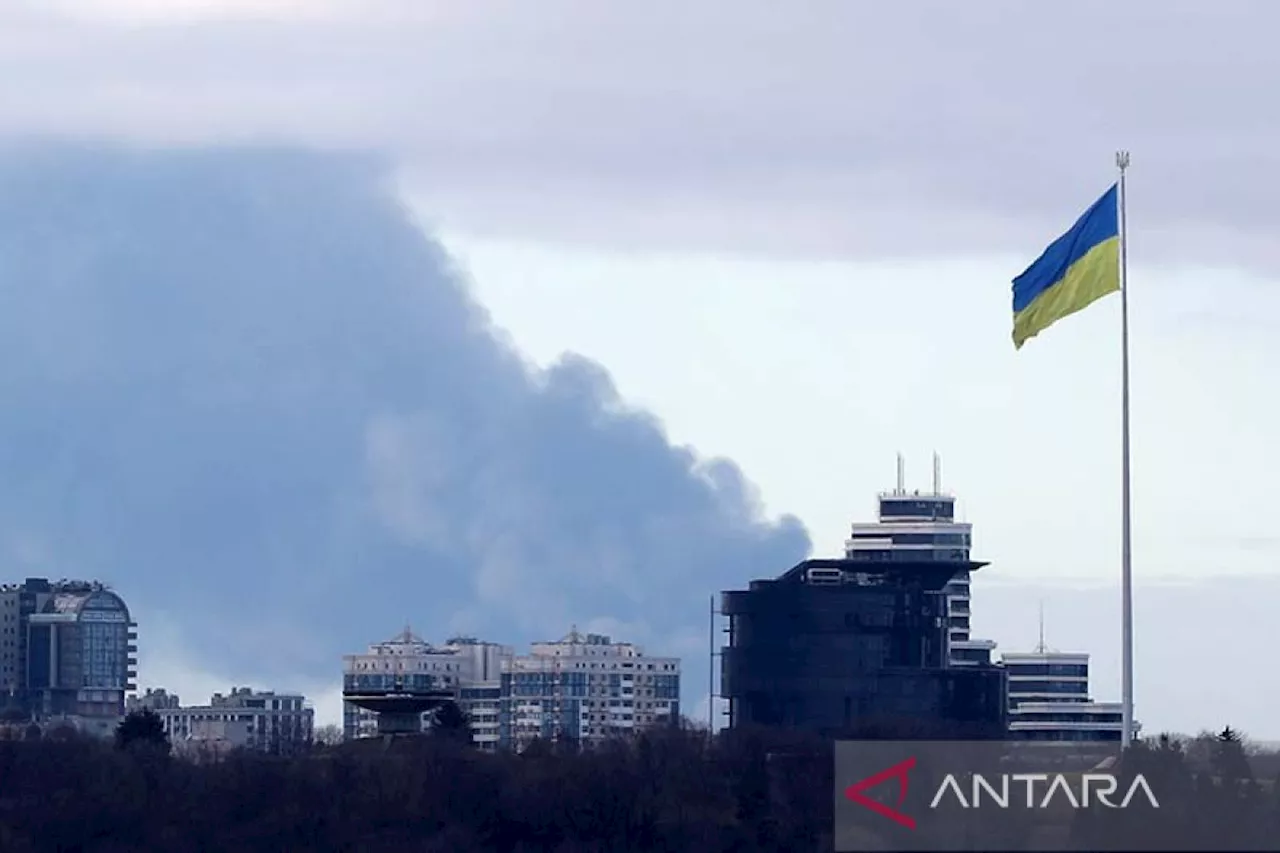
top-left (843, 756), bottom-right (917, 830)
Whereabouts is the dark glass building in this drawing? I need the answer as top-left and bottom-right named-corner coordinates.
top-left (721, 557), bottom-right (1007, 735)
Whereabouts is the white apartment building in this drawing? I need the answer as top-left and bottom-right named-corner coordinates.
top-left (153, 687), bottom-right (314, 755)
top-left (448, 636), bottom-right (506, 750)
top-left (501, 628), bottom-right (681, 751)
top-left (342, 627), bottom-right (510, 749)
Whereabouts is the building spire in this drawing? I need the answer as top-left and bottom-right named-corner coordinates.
top-left (1035, 601), bottom-right (1048, 653)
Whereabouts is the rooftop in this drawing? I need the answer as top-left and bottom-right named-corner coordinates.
top-left (0, 578), bottom-right (113, 594)
top-left (765, 557), bottom-right (986, 592)
top-left (1001, 650), bottom-right (1090, 662)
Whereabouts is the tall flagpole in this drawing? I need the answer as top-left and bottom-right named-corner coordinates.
top-left (1116, 149), bottom-right (1134, 749)
top-left (709, 594), bottom-right (717, 737)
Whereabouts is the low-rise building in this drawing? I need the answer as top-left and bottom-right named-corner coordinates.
top-left (1002, 650), bottom-right (1138, 743)
top-left (128, 687), bottom-right (181, 712)
top-left (154, 687), bottom-right (314, 755)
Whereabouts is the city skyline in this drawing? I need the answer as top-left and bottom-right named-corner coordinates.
top-left (0, 1), bottom-right (1276, 740)
top-left (0, 563), bottom-right (1258, 740)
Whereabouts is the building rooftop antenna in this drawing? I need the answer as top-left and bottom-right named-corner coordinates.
top-left (1035, 601), bottom-right (1049, 653)
top-left (895, 452), bottom-right (905, 495)
top-left (932, 451), bottom-right (942, 495)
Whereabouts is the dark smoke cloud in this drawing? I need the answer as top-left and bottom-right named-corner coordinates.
top-left (0, 143), bottom-right (809, 690)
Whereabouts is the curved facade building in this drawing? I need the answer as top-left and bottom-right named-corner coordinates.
top-left (23, 579), bottom-right (137, 730)
top-left (721, 558), bottom-right (1007, 736)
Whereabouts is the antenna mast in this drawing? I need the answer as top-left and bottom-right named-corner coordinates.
top-left (895, 452), bottom-right (905, 494)
top-left (1036, 601), bottom-right (1047, 653)
top-left (932, 452), bottom-right (942, 495)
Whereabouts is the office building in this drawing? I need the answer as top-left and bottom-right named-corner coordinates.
top-left (0, 578), bottom-right (137, 736)
top-left (1003, 648), bottom-right (1137, 743)
top-left (153, 686), bottom-right (314, 755)
top-left (342, 627), bottom-right (511, 747)
top-left (500, 628), bottom-right (680, 751)
top-left (721, 555), bottom-right (1007, 735)
top-left (844, 454), bottom-right (999, 667)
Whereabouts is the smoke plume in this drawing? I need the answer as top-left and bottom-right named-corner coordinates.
top-left (0, 143), bottom-right (809, 698)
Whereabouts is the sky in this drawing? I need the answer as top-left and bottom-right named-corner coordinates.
top-left (0, 0), bottom-right (1277, 737)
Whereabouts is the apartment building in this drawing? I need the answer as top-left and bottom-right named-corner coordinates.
top-left (501, 629), bottom-right (681, 751)
top-left (342, 627), bottom-right (510, 747)
top-left (343, 626), bottom-right (682, 750)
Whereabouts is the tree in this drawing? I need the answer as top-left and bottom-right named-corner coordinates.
top-left (47, 722), bottom-right (80, 742)
top-left (430, 701), bottom-right (473, 746)
top-left (115, 708), bottom-right (170, 753)
top-left (1213, 726), bottom-right (1254, 783)
top-left (314, 724), bottom-right (344, 746)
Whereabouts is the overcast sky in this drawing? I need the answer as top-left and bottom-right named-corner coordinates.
top-left (1, 1), bottom-right (1276, 737)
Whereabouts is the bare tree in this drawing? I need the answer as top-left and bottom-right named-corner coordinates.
top-left (314, 724), bottom-right (344, 746)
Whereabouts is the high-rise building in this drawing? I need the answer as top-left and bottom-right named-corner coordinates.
top-left (0, 578), bottom-right (137, 736)
top-left (447, 636), bottom-right (506, 750)
top-left (343, 627), bottom-right (680, 750)
top-left (1002, 649), bottom-right (1136, 743)
top-left (500, 629), bottom-right (680, 751)
top-left (844, 454), bottom-right (998, 667)
top-left (151, 686), bottom-right (315, 755)
top-left (720, 556), bottom-right (1007, 734)
top-left (0, 587), bottom-right (21, 701)
top-left (342, 627), bottom-right (511, 747)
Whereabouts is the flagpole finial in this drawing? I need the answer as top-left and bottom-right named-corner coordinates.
top-left (1116, 150), bottom-right (1131, 171)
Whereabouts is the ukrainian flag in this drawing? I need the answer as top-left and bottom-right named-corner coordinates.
top-left (1012, 184), bottom-right (1120, 349)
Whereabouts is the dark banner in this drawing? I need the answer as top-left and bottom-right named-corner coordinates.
top-left (834, 739), bottom-right (1279, 851)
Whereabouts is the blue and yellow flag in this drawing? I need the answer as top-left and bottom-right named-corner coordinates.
top-left (1012, 185), bottom-right (1120, 349)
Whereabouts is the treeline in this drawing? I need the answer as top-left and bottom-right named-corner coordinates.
top-left (1071, 728), bottom-right (1280, 851)
top-left (0, 712), bottom-right (1278, 852)
top-left (7, 713), bottom-right (832, 853)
